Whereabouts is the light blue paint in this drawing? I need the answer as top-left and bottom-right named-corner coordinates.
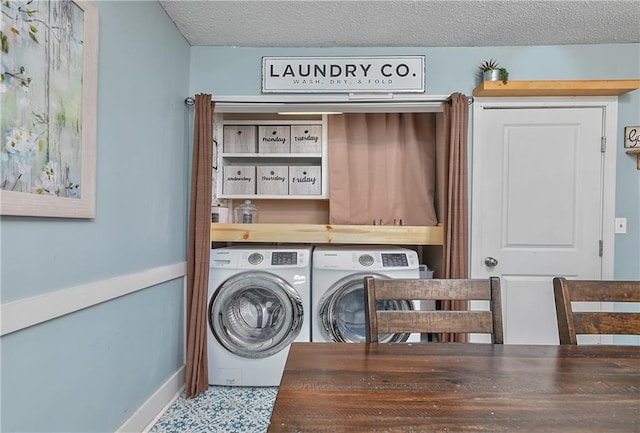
top-left (1, 1), bottom-right (190, 432)
top-left (1, 5), bottom-right (639, 433)
top-left (191, 44), bottom-right (640, 347)
top-left (615, 91), bottom-right (640, 281)
top-left (190, 44), bottom-right (640, 282)
top-left (1, 280), bottom-right (184, 432)
top-left (614, 301), bottom-right (640, 346)
top-left (189, 44), bottom-right (640, 96)
top-left (1, 1), bottom-right (191, 302)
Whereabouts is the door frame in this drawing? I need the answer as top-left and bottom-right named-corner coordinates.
top-left (470, 97), bottom-right (618, 281)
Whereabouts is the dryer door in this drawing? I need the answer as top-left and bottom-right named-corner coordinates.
top-left (318, 273), bottom-right (413, 343)
top-left (209, 271), bottom-right (303, 358)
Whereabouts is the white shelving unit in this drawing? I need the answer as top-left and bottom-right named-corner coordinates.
top-left (210, 95), bottom-right (448, 247)
top-left (213, 113), bottom-right (329, 200)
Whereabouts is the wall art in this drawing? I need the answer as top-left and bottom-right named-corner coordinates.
top-left (1, 0), bottom-right (98, 217)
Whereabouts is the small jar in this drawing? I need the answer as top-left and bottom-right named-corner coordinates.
top-left (211, 202), bottom-right (229, 223)
top-left (234, 200), bottom-right (259, 224)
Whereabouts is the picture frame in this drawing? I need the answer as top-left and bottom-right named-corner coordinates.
top-left (0, 0), bottom-right (98, 218)
top-left (624, 126), bottom-right (640, 149)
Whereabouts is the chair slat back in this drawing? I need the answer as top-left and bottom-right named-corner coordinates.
top-left (553, 277), bottom-right (640, 345)
top-left (377, 310), bottom-right (495, 334)
top-left (364, 277), bottom-right (503, 344)
top-left (372, 279), bottom-right (491, 301)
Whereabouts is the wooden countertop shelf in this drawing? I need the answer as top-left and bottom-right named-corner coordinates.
top-left (211, 223), bottom-right (444, 245)
top-left (473, 80), bottom-right (640, 97)
top-left (627, 148), bottom-right (640, 170)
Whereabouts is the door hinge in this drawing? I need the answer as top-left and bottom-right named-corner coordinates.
top-left (599, 240), bottom-right (603, 257)
top-left (601, 136), bottom-right (606, 153)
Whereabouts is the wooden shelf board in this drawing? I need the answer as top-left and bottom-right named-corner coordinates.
top-left (211, 223), bottom-right (444, 245)
top-left (473, 80), bottom-right (640, 97)
top-left (626, 148), bottom-right (640, 155)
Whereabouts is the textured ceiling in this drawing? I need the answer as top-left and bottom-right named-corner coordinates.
top-left (159, 0), bottom-right (640, 48)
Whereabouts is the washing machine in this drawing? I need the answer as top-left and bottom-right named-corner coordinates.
top-left (312, 246), bottom-right (421, 343)
top-left (208, 245), bottom-right (312, 386)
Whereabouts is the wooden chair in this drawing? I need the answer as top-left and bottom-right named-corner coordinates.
top-left (364, 277), bottom-right (503, 344)
top-left (553, 277), bottom-right (640, 345)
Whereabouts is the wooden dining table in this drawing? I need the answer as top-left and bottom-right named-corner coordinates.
top-left (267, 342), bottom-right (640, 432)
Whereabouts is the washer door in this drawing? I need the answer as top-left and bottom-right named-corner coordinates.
top-left (209, 271), bottom-right (303, 359)
top-left (318, 273), bottom-right (413, 343)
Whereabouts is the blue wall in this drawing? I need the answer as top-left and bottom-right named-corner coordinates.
top-left (190, 44), bottom-right (640, 281)
top-left (1, 4), bottom-right (638, 431)
top-left (0, 1), bottom-right (190, 432)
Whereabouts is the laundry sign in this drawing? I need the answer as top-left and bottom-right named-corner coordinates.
top-left (262, 56), bottom-right (426, 93)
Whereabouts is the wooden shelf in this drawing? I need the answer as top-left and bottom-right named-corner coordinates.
top-left (627, 148), bottom-right (640, 170)
top-left (211, 223), bottom-right (444, 245)
top-left (473, 80), bottom-right (640, 97)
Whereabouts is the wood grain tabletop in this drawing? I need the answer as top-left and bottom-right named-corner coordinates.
top-left (267, 342), bottom-right (640, 432)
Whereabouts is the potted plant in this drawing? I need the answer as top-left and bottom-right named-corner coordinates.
top-left (479, 59), bottom-right (509, 84)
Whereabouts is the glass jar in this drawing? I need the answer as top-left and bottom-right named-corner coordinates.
top-left (234, 200), bottom-right (259, 224)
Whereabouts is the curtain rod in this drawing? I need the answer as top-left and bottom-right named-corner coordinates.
top-left (184, 95), bottom-right (473, 106)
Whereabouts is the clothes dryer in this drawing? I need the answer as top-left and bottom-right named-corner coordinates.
top-left (208, 245), bottom-right (312, 386)
top-left (312, 246), bottom-right (421, 343)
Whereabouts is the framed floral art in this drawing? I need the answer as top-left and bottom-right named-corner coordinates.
top-left (1, 0), bottom-right (98, 218)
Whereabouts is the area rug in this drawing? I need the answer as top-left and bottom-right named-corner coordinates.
top-left (149, 386), bottom-right (278, 433)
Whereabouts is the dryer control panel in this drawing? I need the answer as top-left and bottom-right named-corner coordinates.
top-left (313, 247), bottom-right (419, 271)
top-left (381, 253), bottom-right (409, 267)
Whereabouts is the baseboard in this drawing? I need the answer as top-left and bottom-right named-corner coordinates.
top-left (1, 262), bottom-right (186, 336)
top-left (117, 366), bottom-right (186, 433)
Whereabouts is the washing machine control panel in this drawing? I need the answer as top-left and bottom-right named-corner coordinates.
top-left (211, 248), bottom-right (311, 270)
top-left (381, 253), bottom-right (409, 267)
top-left (272, 251), bottom-right (298, 265)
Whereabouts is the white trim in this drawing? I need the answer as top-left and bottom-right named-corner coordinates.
top-left (211, 94), bottom-right (449, 113)
top-left (212, 94), bottom-right (450, 103)
top-left (600, 98), bottom-right (617, 280)
top-left (0, 262), bottom-right (187, 336)
top-left (118, 366), bottom-right (186, 433)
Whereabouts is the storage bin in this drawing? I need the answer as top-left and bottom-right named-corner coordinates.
top-left (258, 125), bottom-right (290, 153)
top-left (289, 166), bottom-right (321, 195)
top-left (223, 126), bottom-right (256, 153)
top-left (257, 166), bottom-right (289, 195)
top-left (223, 166), bottom-right (255, 195)
top-left (290, 125), bottom-right (322, 153)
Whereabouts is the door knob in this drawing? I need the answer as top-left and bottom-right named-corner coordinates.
top-left (484, 257), bottom-right (498, 267)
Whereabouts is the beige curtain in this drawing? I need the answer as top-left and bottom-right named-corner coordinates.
top-left (185, 94), bottom-right (213, 397)
top-left (441, 93), bottom-right (470, 343)
top-left (328, 113), bottom-right (438, 226)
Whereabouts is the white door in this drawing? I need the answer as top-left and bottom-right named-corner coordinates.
top-left (471, 98), bottom-right (617, 344)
